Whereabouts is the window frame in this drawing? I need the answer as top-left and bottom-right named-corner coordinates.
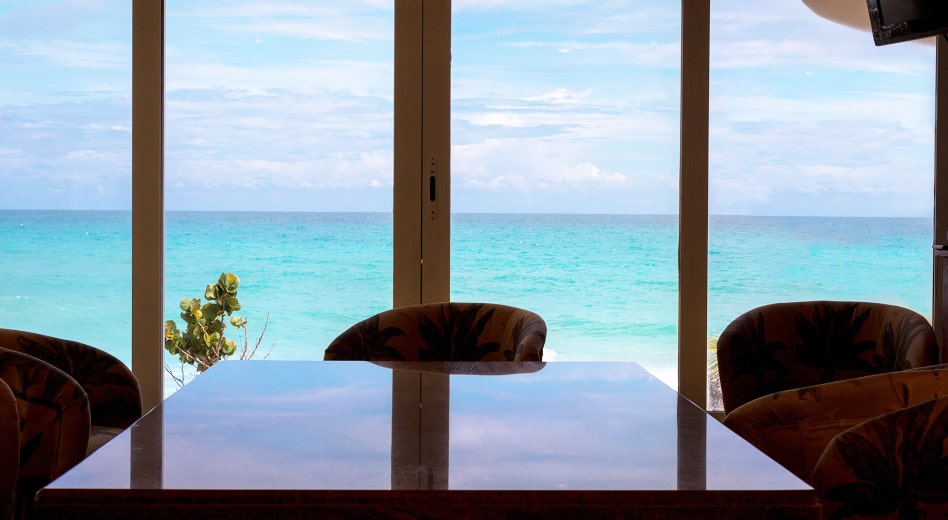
top-left (131, 1), bottom-right (942, 411)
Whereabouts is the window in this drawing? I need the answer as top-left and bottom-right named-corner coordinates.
top-left (708, 0), bottom-right (936, 409)
top-left (0, 1), bottom-right (132, 365)
top-left (163, 2), bottom-right (395, 391)
top-left (451, 2), bottom-right (682, 385)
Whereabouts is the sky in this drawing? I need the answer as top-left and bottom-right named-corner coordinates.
top-left (0, 0), bottom-right (938, 216)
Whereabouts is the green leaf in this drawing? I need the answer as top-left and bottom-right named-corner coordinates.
top-left (202, 302), bottom-right (222, 319)
top-left (220, 272), bottom-right (240, 294)
top-left (226, 296), bottom-right (241, 312)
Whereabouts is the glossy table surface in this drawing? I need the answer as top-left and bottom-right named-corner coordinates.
top-left (36, 361), bottom-right (819, 519)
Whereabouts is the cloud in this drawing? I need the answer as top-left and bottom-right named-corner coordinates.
top-left (0, 0), bottom-right (938, 216)
top-left (202, 19), bottom-right (392, 43)
top-left (524, 87), bottom-right (593, 105)
top-left (169, 1), bottom-right (393, 43)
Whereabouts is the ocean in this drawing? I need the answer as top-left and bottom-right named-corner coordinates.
top-left (0, 210), bottom-right (934, 391)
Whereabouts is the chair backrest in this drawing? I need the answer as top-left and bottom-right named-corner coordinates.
top-left (812, 394), bottom-right (948, 519)
top-left (324, 302), bottom-right (547, 361)
top-left (0, 328), bottom-right (142, 429)
top-left (0, 348), bottom-right (90, 519)
top-left (0, 379), bottom-right (17, 520)
top-left (716, 301), bottom-right (939, 414)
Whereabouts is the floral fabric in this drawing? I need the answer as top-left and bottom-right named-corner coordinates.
top-left (0, 379), bottom-right (17, 520)
top-left (0, 348), bottom-right (90, 520)
top-left (723, 366), bottom-right (948, 484)
top-left (0, 328), bottom-right (142, 429)
top-left (0, 329), bottom-right (142, 520)
top-left (324, 302), bottom-right (547, 362)
top-left (717, 301), bottom-right (939, 415)
top-left (812, 395), bottom-right (948, 519)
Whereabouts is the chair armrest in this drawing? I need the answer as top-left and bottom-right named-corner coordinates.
top-left (0, 329), bottom-right (142, 428)
top-left (723, 368), bottom-right (948, 483)
top-left (812, 395), bottom-right (948, 519)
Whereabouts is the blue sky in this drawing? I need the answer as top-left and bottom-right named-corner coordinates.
top-left (0, 0), bottom-right (937, 216)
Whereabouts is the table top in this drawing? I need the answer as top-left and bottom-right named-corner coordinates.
top-left (36, 361), bottom-right (819, 519)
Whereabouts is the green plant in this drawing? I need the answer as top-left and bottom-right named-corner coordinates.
top-left (164, 272), bottom-right (272, 386)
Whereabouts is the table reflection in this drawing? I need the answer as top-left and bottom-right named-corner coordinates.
top-left (388, 362), bottom-right (547, 490)
top-left (46, 361), bottom-right (808, 493)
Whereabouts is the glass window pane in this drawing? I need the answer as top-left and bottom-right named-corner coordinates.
top-left (0, 2), bottom-right (132, 365)
top-left (164, 2), bottom-right (394, 392)
top-left (708, 1), bottom-right (935, 409)
top-left (451, 2), bottom-right (682, 386)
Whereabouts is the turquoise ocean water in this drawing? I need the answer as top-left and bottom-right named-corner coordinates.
top-left (0, 211), bottom-right (934, 390)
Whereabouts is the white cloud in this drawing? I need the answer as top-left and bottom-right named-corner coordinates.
top-left (0, 0), bottom-right (938, 216)
top-left (525, 87), bottom-right (593, 105)
top-left (1, 40), bottom-right (127, 69)
top-left (170, 1), bottom-right (393, 43)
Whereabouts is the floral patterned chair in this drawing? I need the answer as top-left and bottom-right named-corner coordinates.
top-left (723, 365), bottom-right (948, 519)
top-left (0, 348), bottom-right (91, 520)
top-left (716, 301), bottom-right (939, 415)
top-left (812, 392), bottom-right (948, 519)
top-left (324, 302), bottom-right (547, 361)
top-left (0, 329), bottom-right (142, 519)
top-left (0, 378), bottom-right (18, 520)
top-left (717, 302), bottom-right (947, 519)
top-left (0, 328), bottom-right (142, 455)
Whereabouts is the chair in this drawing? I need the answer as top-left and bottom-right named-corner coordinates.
top-left (0, 328), bottom-right (142, 455)
top-left (723, 365), bottom-right (948, 519)
top-left (0, 379), bottom-right (18, 520)
top-left (716, 301), bottom-right (939, 415)
top-left (324, 302), bottom-right (547, 361)
top-left (812, 393), bottom-right (948, 519)
top-left (0, 348), bottom-right (91, 520)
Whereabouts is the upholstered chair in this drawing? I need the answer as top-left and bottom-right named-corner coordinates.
top-left (0, 379), bottom-right (18, 520)
top-left (0, 328), bottom-right (142, 455)
top-left (716, 301), bottom-right (938, 415)
top-left (723, 364), bottom-right (948, 483)
top-left (0, 348), bottom-right (91, 520)
top-left (324, 302), bottom-right (547, 361)
top-left (811, 393), bottom-right (948, 519)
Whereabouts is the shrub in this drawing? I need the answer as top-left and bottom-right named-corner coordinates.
top-left (164, 272), bottom-right (271, 386)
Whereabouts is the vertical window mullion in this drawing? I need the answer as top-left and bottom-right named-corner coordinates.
top-left (679, 0), bottom-right (710, 410)
top-left (132, 0), bottom-right (165, 408)
top-left (421, 0), bottom-right (451, 303)
top-left (394, 0), bottom-right (451, 307)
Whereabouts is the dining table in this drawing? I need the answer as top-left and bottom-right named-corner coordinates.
top-left (34, 360), bottom-right (820, 519)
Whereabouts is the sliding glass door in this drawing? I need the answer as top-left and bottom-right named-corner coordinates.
top-left (450, 2), bottom-right (683, 386)
top-left (164, 2), bottom-right (395, 391)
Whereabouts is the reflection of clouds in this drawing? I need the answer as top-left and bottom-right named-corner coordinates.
top-left (51, 362), bottom-right (811, 494)
top-left (447, 363), bottom-right (808, 491)
top-left (158, 370), bottom-right (394, 489)
top-left (450, 364), bottom-right (679, 489)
